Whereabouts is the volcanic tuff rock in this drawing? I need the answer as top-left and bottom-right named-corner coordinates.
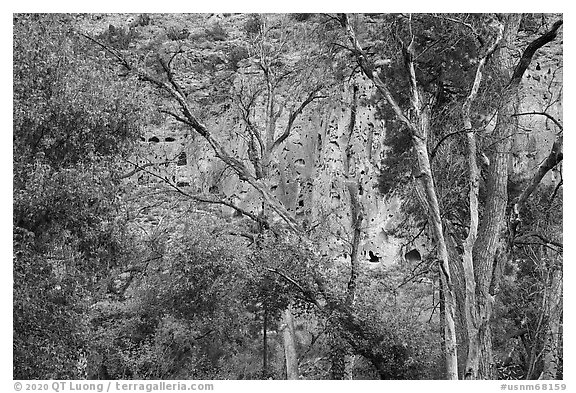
top-left (119, 13), bottom-right (562, 268)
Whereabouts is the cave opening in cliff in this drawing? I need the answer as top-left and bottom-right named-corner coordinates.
top-left (368, 250), bottom-right (381, 263)
top-left (177, 152), bottom-right (187, 166)
top-left (405, 249), bottom-right (422, 263)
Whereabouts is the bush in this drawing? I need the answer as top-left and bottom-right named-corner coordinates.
top-left (205, 22), bottom-right (228, 41)
top-left (244, 14), bottom-right (262, 37)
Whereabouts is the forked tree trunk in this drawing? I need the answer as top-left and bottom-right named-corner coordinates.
top-left (462, 14), bottom-right (562, 380)
top-left (472, 96), bottom-right (515, 380)
top-left (470, 14), bottom-right (521, 379)
top-left (461, 18), bottom-right (504, 380)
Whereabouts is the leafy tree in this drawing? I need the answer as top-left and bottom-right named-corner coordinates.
top-left (13, 14), bottom-right (151, 379)
top-left (337, 13), bottom-right (562, 379)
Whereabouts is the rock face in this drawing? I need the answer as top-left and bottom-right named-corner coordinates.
top-left (124, 14), bottom-right (562, 270)
top-left (511, 27), bottom-right (563, 185)
top-left (128, 74), bottom-right (408, 266)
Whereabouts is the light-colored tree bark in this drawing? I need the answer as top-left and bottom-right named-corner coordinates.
top-left (339, 13), bottom-right (459, 379)
top-left (281, 308), bottom-right (299, 379)
top-left (461, 18), bottom-right (504, 380)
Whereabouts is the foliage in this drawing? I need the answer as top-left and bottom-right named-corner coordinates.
top-left (377, 121), bottom-right (413, 196)
top-left (205, 22), bottom-right (228, 42)
top-left (87, 214), bottom-right (313, 379)
top-left (13, 13), bottom-right (146, 379)
top-left (13, 14), bottom-right (152, 171)
top-left (13, 228), bottom-right (90, 379)
top-left (243, 14), bottom-right (262, 38)
top-left (291, 14), bottom-right (315, 22)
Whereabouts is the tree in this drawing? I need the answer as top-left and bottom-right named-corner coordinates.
top-left (336, 13), bottom-right (562, 379)
top-left (338, 12), bottom-right (459, 379)
top-left (230, 16), bottom-right (332, 377)
top-left (13, 14), bottom-right (150, 378)
top-left (81, 14), bottom-right (384, 380)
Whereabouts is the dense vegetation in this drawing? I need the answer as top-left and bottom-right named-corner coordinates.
top-left (13, 13), bottom-right (562, 380)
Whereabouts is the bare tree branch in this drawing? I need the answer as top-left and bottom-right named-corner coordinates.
top-left (80, 32), bottom-right (131, 70)
top-left (271, 85), bottom-right (326, 151)
top-left (159, 56), bottom-right (188, 100)
top-left (226, 231), bottom-right (256, 243)
top-left (549, 176), bottom-right (562, 203)
top-left (515, 232), bottom-right (562, 249)
top-left (428, 14), bottom-right (485, 46)
top-left (514, 241), bottom-right (562, 254)
top-left (82, 32), bottom-right (302, 233)
top-left (116, 160), bottom-right (175, 180)
top-left (160, 109), bottom-right (193, 126)
top-left (133, 161), bottom-right (274, 233)
top-left (510, 20), bottom-right (563, 86)
top-left (430, 129), bottom-right (476, 162)
top-left (512, 132), bottom-right (563, 225)
top-left (238, 95), bottom-right (265, 155)
top-left (338, 14), bottom-right (416, 132)
top-left (511, 112), bottom-right (563, 131)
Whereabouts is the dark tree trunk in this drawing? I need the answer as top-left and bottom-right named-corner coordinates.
top-left (262, 308), bottom-right (268, 379)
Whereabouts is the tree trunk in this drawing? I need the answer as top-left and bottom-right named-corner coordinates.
top-left (460, 19), bottom-right (504, 379)
top-left (447, 228), bottom-right (469, 376)
top-left (281, 308), bottom-right (299, 380)
top-left (471, 109), bottom-right (513, 380)
top-left (539, 269), bottom-right (562, 380)
top-left (343, 82), bottom-right (363, 308)
top-left (412, 128), bottom-right (459, 380)
top-left (471, 14), bottom-right (522, 380)
top-left (438, 271), bottom-right (447, 377)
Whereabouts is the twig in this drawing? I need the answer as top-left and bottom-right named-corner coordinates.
top-left (271, 85), bottom-right (326, 151)
top-left (116, 159), bottom-right (176, 180)
top-left (430, 129), bottom-right (477, 162)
